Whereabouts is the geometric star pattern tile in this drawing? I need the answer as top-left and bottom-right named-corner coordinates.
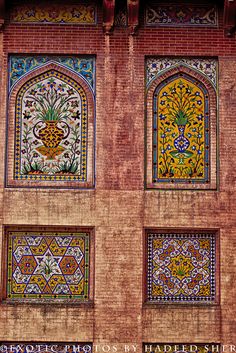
top-left (146, 231), bottom-right (216, 303)
top-left (7, 230), bottom-right (90, 302)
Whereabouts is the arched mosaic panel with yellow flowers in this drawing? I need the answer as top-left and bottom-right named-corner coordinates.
top-left (153, 72), bottom-right (209, 183)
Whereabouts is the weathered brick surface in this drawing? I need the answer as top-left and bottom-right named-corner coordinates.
top-left (0, 2), bottom-right (235, 352)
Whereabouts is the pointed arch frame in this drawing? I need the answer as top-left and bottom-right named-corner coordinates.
top-left (146, 63), bottom-right (217, 190)
top-left (6, 62), bottom-right (95, 189)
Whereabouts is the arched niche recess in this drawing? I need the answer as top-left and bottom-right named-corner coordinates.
top-left (146, 64), bottom-right (217, 190)
top-left (6, 63), bottom-right (95, 188)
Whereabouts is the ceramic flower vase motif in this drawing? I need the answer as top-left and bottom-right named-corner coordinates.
top-left (33, 120), bottom-right (70, 160)
top-left (171, 124), bottom-right (193, 164)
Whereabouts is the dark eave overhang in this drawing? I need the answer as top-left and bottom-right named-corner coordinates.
top-left (224, 0), bottom-right (236, 36)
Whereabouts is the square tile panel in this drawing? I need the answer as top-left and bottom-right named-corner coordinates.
top-left (5, 229), bottom-right (91, 303)
top-left (146, 231), bottom-right (217, 303)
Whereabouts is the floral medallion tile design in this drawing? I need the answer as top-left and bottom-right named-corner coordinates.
top-left (6, 230), bottom-right (90, 302)
top-left (145, 3), bottom-right (218, 27)
top-left (10, 4), bottom-right (97, 24)
top-left (146, 232), bottom-right (216, 303)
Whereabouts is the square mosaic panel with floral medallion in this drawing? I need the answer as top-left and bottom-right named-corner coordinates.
top-left (5, 229), bottom-right (92, 303)
top-left (146, 231), bottom-right (217, 303)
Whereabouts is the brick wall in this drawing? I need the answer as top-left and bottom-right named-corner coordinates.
top-left (0, 1), bottom-right (235, 352)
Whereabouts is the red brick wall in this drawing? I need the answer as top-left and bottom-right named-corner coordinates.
top-left (0, 2), bottom-right (235, 352)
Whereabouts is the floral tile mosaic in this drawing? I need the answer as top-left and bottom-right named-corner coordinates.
top-left (14, 70), bottom-right (87, 181)
top-left (153, 72), bottom-right (209, 182)
top-left (9, 56), bottom-right (95, 91)
top-left (10, 4), bottom-right (97, 24)
top-left (146, 232), bottom-right (216, 303)
top-left (8, 56), bottom-right (95, 184)
top-left (145, 3), bottom-right (218, 27)
top-left (143, 344), bottom-right (220, 353)
top-left (0, 344), bottom-right (93, 353)
top-left (145, 57), bottom-right (217, 188)
top-left (6, 230), bottom-right (90, 302)
top-left (146, 57), bottom-right (217, 89)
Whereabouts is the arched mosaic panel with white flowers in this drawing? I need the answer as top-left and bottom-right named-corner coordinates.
top-left (15, 70), bottom-right (87, 181)
top-left (7, 56), bottom-right (95, 188)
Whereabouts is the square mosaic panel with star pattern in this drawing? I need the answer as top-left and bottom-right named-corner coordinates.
top-left (146, 231), bottom-right (216, 303)
top-left (6, 230), bottom-right (90, 302)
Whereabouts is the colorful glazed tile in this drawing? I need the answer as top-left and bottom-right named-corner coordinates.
top-left (153, 72), bottom-right (209, 183)
top-left (7, 56), bottom-right (95, 187)
top-left (145, 57), bottom-right (217, 188)
top-left (147, 232), bottom-right (216, 303)
top-left (146, 58), bottom-right (217, 89)
top-left (9, 56), bottom-right (95, 91)
top-left (143, 344), bottom-right (220, 353)
top-left (145, 3), bottom-right (218, 27)
top-left (10, 4), bottom-right (96, 24)
top-left (7, 230), bottom-right (90, 302)
top-left (0, 344), bottom-right (93, 353)
top-left (14, 70), bottom-right (87, 181)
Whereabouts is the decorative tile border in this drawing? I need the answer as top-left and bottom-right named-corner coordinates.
top-left (9, 56), bottom-right (95, 92)
top-left (145, 3), bottom-right (218, 27)
top-left (4, 228), bottom-right (94, 303)
top-left (0, 344), bottom-right (93, 353)
top-left (10, 4), bottom-right (97, 25)
top-left (146, 57), bottom-right (217, 90)
top-left (146, 231), bottom-right (217, 304)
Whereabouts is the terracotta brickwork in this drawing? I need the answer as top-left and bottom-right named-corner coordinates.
top-left (0, 1), bottom-right (235, 353)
